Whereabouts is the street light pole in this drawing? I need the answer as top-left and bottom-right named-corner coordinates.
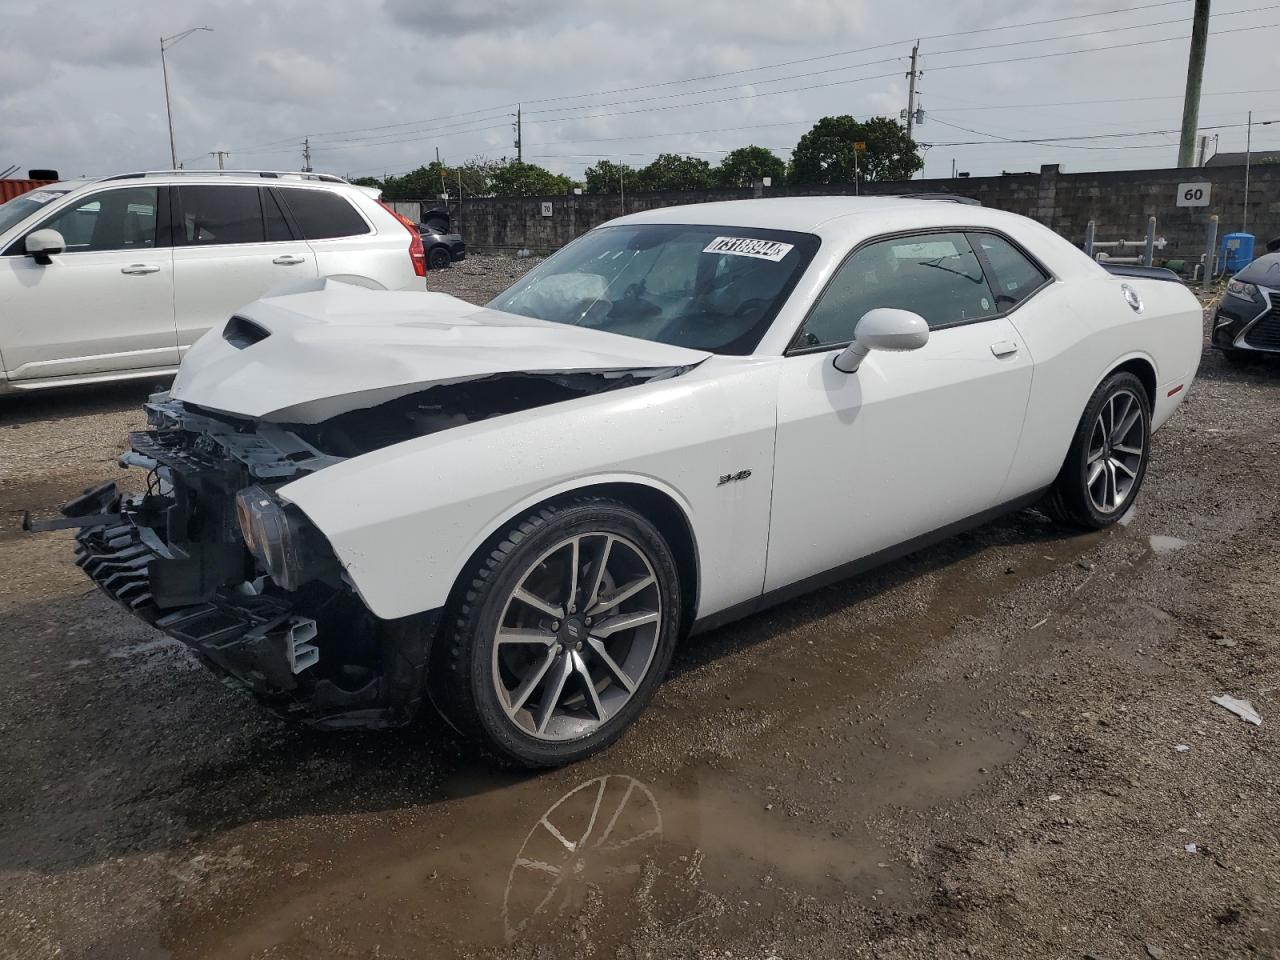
top-left (160, 26), bottom-right (213, 169)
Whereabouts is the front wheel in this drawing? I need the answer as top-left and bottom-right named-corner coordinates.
top-left (428, 246), bottom-right (452, 270)
top-left (1046, 371), bottom-right (1151, 529)
top-left (431, 497), bottom-right (682, 767)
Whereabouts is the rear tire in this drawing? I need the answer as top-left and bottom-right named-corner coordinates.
top-left (428, 246), bottom-right (452, 270)
top-left (430, 497), bottom-right (681, 767)
top-left (1047, 371), bottom-right (1151, 530)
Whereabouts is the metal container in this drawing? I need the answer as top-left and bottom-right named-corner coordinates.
top-left (0, 179), bottom-right (56, 204)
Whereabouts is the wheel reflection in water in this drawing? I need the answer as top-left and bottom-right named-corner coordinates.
top-left (502, 774), bottom-right (662, 942)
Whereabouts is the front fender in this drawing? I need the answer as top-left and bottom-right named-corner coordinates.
top-left (278, 357), bottom-right (781, 621)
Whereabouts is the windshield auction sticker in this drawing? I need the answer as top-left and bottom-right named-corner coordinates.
top-left (703, 236), bottom-right (794, 262)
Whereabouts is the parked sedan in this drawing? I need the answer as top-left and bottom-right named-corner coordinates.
top-left (1211, 251), bottom-right (1280, 360)
top-left (416, 221), bottom-right (466, 269)
top-left (47, 197), bottom-right (1202, 766)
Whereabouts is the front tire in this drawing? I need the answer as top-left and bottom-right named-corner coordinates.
top-left (428, 246), bottom-right (452, 270)
top-left (431, 497), bottom-right (681, 767)
top-left (1047, 371), bottom-right (1151, 529)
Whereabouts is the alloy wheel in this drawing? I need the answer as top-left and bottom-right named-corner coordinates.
top-left (1085, 387), bottom-right (1146, 514)
top-left (491, 532), bottom-right (662, 741)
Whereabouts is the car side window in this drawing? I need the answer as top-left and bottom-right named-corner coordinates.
top-left (798, 232), bottom-right (997, 348)
top-left (278, 188), bottom-right (369, 240)
top-left (971, 233), bottom-right (1049, 308)
top-left (30, 187), bottom-right (159, 253)
top-left (263, 189), bottom-right (294, 242)
top-left (178, 185), bottom-right (265, 245)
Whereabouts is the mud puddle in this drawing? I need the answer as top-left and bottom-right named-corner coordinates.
top-left (168, 764), bottom-right (902, 958)
top-left (160, 510), bottom-right (1109, 959)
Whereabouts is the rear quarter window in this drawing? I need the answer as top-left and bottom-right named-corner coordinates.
top-left (971, 232), bottom-right (1050, 309)
top-left (279, 189), bottom-right (370, 240)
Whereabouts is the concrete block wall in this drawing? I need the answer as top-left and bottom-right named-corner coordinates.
top-left (410, 162), bottom-right (1280, 263)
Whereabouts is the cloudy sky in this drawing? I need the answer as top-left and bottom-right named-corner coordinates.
top-left (3, 0), bottom-right (1279, 184)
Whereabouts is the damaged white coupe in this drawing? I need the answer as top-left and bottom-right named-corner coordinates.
top-left (43, 198), bottom-right (1203, 766)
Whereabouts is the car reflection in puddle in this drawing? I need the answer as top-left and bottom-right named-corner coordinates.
top-left (503, 774), bottom-right (662, 942)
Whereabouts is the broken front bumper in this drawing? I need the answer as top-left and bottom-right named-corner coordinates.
top-left (49, 424), bottom-right (437, 730)
top-left (74, 485), bottom-right (326, 703)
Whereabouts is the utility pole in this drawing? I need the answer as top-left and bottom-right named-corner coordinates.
top-left (619, 162), bottom-right (626, 215)
top-left (209, 150), bottom-right (230, 169)
top-left (160, 26), bottom-right (213, 169)
top-left (905, 41), bottom-right (921, 141)
top-left (513, 104), bottom-right (522, 163)
top-left (1177, 0), bottom-right (1211, 168)
top-left (1243, 109), bottom-right (1252, 232)
top-left (1197, 135), bottom-right (1209, 166)
top-left (436, 146), bottom-right (447, 209)
top-left (301, 137), bottom-right (312, 172)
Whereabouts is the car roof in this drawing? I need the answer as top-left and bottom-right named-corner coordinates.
top-left (38, 179), bottom-right (95, 192)
top-left (612, 196), bottom-right (1001, 232)
top-left (85, 170), bottom-right (363, 192)
top-left (609, 195), bottom-right (1095, 280)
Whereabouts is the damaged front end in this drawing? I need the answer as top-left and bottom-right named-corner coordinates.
top-left (37, 395), bottom-right (437, 729)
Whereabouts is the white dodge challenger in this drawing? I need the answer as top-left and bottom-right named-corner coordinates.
top-left (48, 197), bottom-right (1202, 765)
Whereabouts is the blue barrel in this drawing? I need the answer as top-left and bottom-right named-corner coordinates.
top-left (1220, 232), bottom-right (1255, 273)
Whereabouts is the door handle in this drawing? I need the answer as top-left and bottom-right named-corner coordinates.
top-left (272, 255), bottom-right (306, 265)
top-left (120, 264), bottom-right (160, 275)
top-left (990, 340), bottom-right (1019, 358)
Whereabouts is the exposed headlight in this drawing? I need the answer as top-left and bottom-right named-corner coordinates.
top-left (1227, 279), bottom-right (1258, 300)
top-left (235, 485), bottom-right (329, 591)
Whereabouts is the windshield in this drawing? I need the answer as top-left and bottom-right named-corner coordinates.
top-left (0, 188), bottom-right (72, 236)
top-left (488, 223), bottom-right (819, 354)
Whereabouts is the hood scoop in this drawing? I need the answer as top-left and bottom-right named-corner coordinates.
top-left (223, 315), bottom-right (271, 349)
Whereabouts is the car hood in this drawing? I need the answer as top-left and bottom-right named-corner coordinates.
top-left (169, 279), bottom-right (710, 423)
top-left (1233, 252), bottom-right (1280, 288)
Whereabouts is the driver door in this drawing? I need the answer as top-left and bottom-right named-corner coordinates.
top-left (765, 231), bottom-right (1034, 592)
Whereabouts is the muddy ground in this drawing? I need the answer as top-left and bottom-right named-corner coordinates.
top-left (0, 257), bottom-right (1276, 960)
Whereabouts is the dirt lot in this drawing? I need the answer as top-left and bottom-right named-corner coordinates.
top-left (1, 257), bottom-right (1276, 960)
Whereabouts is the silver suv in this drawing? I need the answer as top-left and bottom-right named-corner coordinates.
top-left (0, 170), bottom-right (426, 395)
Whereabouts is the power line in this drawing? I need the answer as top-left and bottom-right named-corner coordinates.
top-left (524, 120), bottom-right (812, 148)
top-left (199, 0), bottom-right (1242, 159)
top-left (924, 115), bottom-right (1275, 149)
top-left (519, 0), bottom-right (1194, 107)
top-left (928, 87), bottom-right (1280, 113)
top-left (521, 7), bottom-right (1280, 122)
top-left (199, 10), bottom-right (1280, 170)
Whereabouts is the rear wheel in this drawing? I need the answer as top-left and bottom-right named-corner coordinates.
top-left (431, 497), bottom-right (681, 767)
top-left (428, 245), bottom-right (452, 270)
top-left (1047, 371), bottom-right (1151, 529)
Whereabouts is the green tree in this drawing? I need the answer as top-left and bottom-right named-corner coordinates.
top-left (488, 160), bottom-right (573, 196)
top-left (789, 116), bottom-right (922, 185)
top-left (715, 145), bottom-right (786, 187)
top-left (583, 159), bottom-right (636, 194)
top-left (380, 158), bottom-right (502, 200)
top-left (635, 153), bottom-right (714, 192)
top-left (350, 175), bottom-right (383, 189)
top-left (381, 164), bottom-right (451, 201)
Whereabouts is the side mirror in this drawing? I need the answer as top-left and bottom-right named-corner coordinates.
top-left (833, 308), bottom-right (930, 374)
top-left (25, 229), bottom-right (66, 265)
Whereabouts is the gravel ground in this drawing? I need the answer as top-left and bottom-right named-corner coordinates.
top-left (0, 258), bottom-right (1276, 960)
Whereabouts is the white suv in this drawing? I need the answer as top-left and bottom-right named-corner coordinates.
top-left (0, 170), bottom-right (426, 394)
